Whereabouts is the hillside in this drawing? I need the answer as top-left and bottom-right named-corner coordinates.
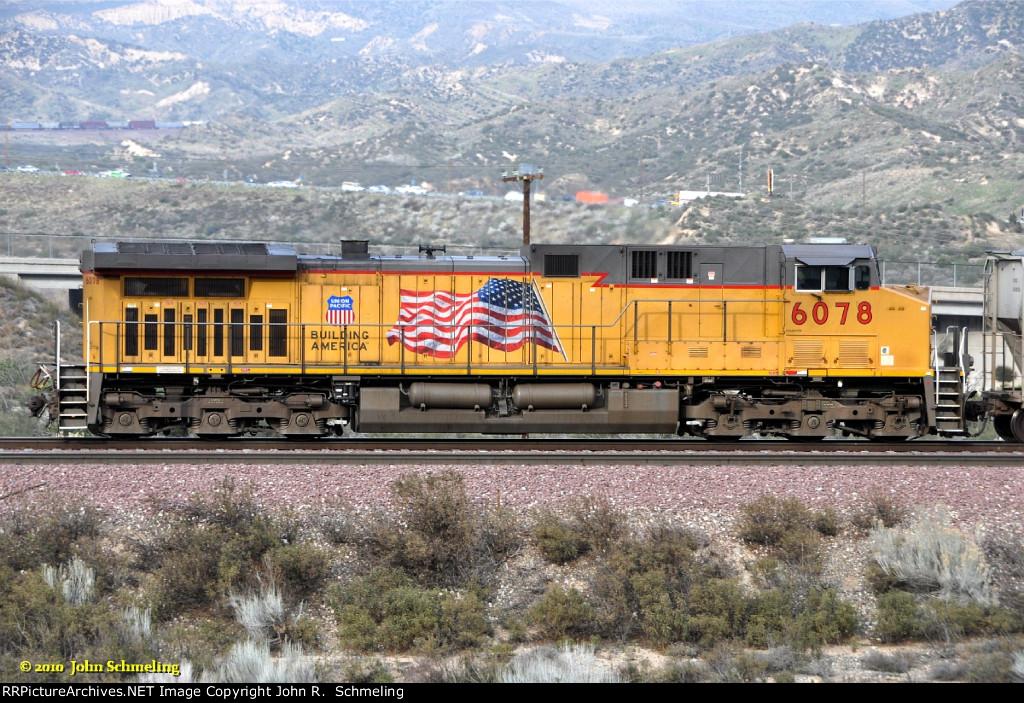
top-left (4, 1), bottom-right (1024, 216)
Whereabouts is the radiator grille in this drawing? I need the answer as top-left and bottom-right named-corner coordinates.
top-left (791, 340), bottom-right (824, 367)
top-left (839, 340), bottom-right (870, 367)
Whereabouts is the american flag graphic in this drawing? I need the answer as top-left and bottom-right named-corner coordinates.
top-left (326, 295), bottom-right (355, 325)
top-left (386, 278), bottom-right (563, 359)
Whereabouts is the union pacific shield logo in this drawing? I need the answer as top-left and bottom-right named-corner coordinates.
top-left (326, 295), bottom-right (355, 325)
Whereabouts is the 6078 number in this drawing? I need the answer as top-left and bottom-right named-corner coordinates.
top-left (791, 301), bottom-right (872, 326)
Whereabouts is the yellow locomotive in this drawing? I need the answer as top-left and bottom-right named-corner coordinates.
top-left (67, 239), bottom-right (951, 440)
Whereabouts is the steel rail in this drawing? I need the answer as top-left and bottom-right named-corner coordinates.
top-left (1, 437), bottom-right (1021, 466)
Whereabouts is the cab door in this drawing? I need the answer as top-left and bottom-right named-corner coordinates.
top-left (193, 302), bottom-right (231, 368)
top-left (135, 300), bottom-right (184, 364)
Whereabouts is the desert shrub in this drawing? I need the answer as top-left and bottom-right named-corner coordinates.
top-left (387, 470), bottom-right (476, 584)
top-left (588, 525), bottom-right (713, 644)
top-left (963, 642), bottom-right (1022, 683)
top-left (875, 591), bottom-right (923, 643)
top-left (701, 641), bottom-right (745, 682)
top-left (328, 567), bottom-right (490, 653)
top-left (869, 506), bottom-right (994, 605)
top-left (532, 511), bottom-right (590, 564)
top-left (812, 507), bottom-right (841, 537)
top-left (922, 600), bottom-right (1022, 641)
top-left (159, 616), bottom-right (243, 675)
top-left (267, 543), bottom-right (331, 596)
top-left (737, 496), bottom-right (837, 553)
top-left (566, 496), bottom-right (624, 553)
top-left (981, 533), bottom-right (1024, 613)
top-left (745, 585), bottom-right (856, 651)
top-left (42, 556), bottom-right (96, 606)
top-left (500, 642), bottom-right (620, 683)
top-left (228, 581), bottom-right (286, 642)
top-left (738, 495), bottom-right (812, 545)
top-left (212, 640), bottom-right (318, 683)
top-left (1012, 649), bottom-right (1024, 682)
top-left (0, 567), bottom-right (159, 682)
top-left (367, 470), bottom-right (514, 587)
top-left (744, 588), bottom-right (794, 648)
top-left (639, 660), bottom-right (708, 683)
top-left (480, 507), bottom-right (524, 561)
top-left (794, 588), bottom-right (857, 648)
top-left (775, 525), bottom-right (823, 569)
top-left (852, 493), bottom-right (909, 530)
top-left (861, 649), bottom-right (916, 675)
top-left (687, 579), bottom-right (745, 648)
top-left (0, 496), bottom-right (103, 571)
top-left (531, 497), bottom-right (625, 565)
top-left (146, 479), bottom-right (293, 618)
top-left (309, 501), bottom-right (357, 545)
top-left (527, 586), bottom-right (596, 641)
top-left (120, 605), bottom-right (151, 645)
top-left (928, 659), bottom-right (968, 681)
top-left (422, 654), bottom-right (510, 683)
top-left (338, 658), bottom-right (395, 684)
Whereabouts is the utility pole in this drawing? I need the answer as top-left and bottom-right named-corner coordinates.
top-left (738, 146), bottom-right (744, 195)
top-left (502, 164), bottom-right (544, 245)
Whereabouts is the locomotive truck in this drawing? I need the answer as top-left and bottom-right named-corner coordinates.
top-left (41, 239), bottom-right (1022, 441)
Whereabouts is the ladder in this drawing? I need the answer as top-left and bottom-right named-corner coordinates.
top-left (933, 326), bottom-right (968, 436)
top-left (51, 320), bottom-right (89, 433)
top-left (56, 363), bottom-right (89, 432)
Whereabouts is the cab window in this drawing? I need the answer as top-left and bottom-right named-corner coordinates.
top-left (796, 265), bottom-right (853, 292)
top-left (854, 265), bottom-right (871, 290)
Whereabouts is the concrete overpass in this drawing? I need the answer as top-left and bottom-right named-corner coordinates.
top-left (0, 256), bottom-right (81, 290)
top-left (929, 286), bottom-right (984, 329)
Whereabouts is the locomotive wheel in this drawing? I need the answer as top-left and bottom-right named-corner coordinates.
top-left (1011, 409), bottom-right (1024, 443)
top-left (993, 414), bottom-right (1015, 442)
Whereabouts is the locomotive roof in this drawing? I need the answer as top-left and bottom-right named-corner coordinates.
top-left (83, 241), bottom-right (298, 272)
top-left (779, 244), bottom-right (875, 265)
top-left (296, 252), bottom-right (527, 273)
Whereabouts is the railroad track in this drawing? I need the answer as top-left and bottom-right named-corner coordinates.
top-left (1, 436), bottom-right (1021, 466)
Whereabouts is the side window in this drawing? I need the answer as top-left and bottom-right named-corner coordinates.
top-left (855, 265), bottom-right (871, 290)
top-left (796, 265), bottom-right (854, 292)
top-left (796, 266), bottom-right (822, 292)
top-left (824, 267), bottom-right (851, 292)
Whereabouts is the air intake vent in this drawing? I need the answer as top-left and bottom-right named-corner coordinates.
top-left (544, 254), bottom-right (579, 277)
top-left (792, 340), bottom-right (825, 367)
top-left (741, 346), bottom-right (761, 358)
top-left (667, 251), bottom-right (693, 280)
top-left (839, 340), bottom-right (870, 367)
top-left (631, 250), bottom-right (658, 279)
top-left (689, 347), bottom-right (708, 358)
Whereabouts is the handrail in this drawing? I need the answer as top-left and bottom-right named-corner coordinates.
top-left (83, 296), bottom-right (791, 375)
